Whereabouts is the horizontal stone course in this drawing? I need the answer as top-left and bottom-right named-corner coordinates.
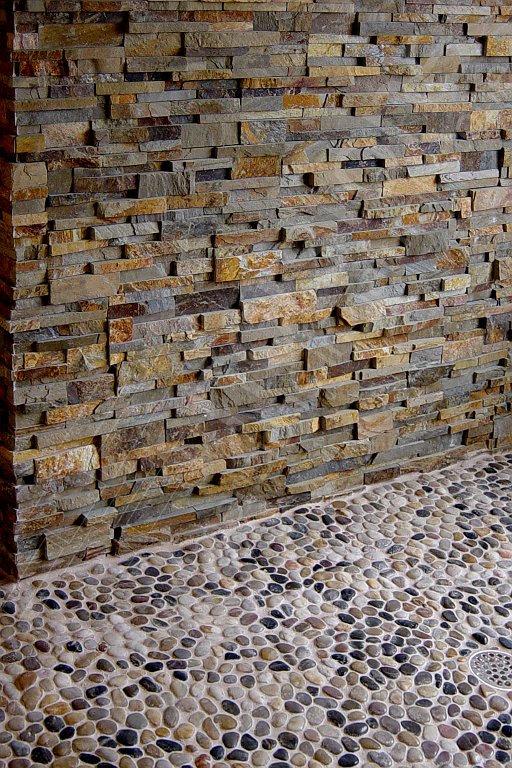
top-left (0, 0), bottom-right (511, 577)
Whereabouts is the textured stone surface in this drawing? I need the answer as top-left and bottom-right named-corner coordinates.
top-left (0, 0), bottom-right (512, 576)
top-left (0, 451), bottom-right (511, 768)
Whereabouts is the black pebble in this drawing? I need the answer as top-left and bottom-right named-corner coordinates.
top-left (44, 715), bottom-right (65, 732)
top-left (43, 599), bottom-right (60, 610)
top-left (140, 676), bottom-right (161, 692)
top-left (66, 641), bottom-right (83, 653)
top-left (241, 734), bottom-right (258, 751)
top-left (156, 739), bottom-right (182, 753)
top-left (222, 732), bottom-right (239, 748)
top-left (269, 661), bottom-right (290, 671)
top-left (278, 732), bottom-right (298, 749)
top-left (338, 756), bottom-right (359, 767)
top-left (117, 729), bottom-right (138, 746)
top-left (86, 685), bottom-right (108, 699)
top-left (222, 699), bottom-right (240, 716)
top-left (31, 747), bottom-right (53, 764)
top-left (54, 664), bottom-right (74, 674)
top-left (344, 722), bottom-right (368, 737)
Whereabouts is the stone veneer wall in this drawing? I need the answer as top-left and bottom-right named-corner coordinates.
top-left (0, 0), bottom-right (17, 577)
top-left (2, 0), bottom-right (512, 578)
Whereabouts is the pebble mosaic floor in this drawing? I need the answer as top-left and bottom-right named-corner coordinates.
top-left (2, 450), bottom-right (512, 768)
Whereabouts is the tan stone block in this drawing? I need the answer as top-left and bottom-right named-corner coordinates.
top-left (496, 258), bottom-right (512, 282)
top-left (357, 411), bottom-right (394, 439)
top-left (338, 302), bottom-right (386, 327)
top-left (46, 401), bottom-right (101, 426)
top-left (10, 162), bottom-right (47, 191)
top-left (232, 156), bottom-right (280, 179)
top-left (102, 421), bottom-right (165, 458)
top-left (124, 33), bottom-right (181, 56)
top-left (44, 522), bottom-right (111, 561)
top-left (182, 122), bottom-right (238, 148)
top-left (117, 355), bottom-right (179, 389)
top-left (109, 318), bottom-right (133, 343)
top-left (17, 97), bottom-right (97, 112)
top-left (470, 109), bottom-right (500, 132)
top-left (383, 176), bottom-right (437, 196)
top-left (321, 409), bottom-right (359, 430)
top-left (241, 291), bottom-right (317, 324)
top-left (485, 36), bottom-right (512, 56)
top-left (97, 196), bottom-right (167, 219)
top-left (319, 381), bottom-right (360, 408)
top-left (442, 275), bottom-right (471, 291)
top-left (185, 31), bottom-right (280, 48)
top-left (67, 343), bottom-right (108, 372)
top-left (201, 309), bottom-right (241, 331)
top-left (39, 23), bottom-right (123, 49)
top-left (473, 187), bottom-right (512, 211)
top-left (442, 336), bottom-right (484, 363)
top-left (215, 458), bottom-right (287, 489)
top-left (35, 445), bottom-right (100, 481)
top-left (16, 135), bottom-right (45, 153)
top-left (215, 250), bottom-right (282, 282)
top-left (49, 274), bottom-right (121, 305)
top-left (43, 121), bottom-right (89, 148)
top-left (307, 169), bottom-right (364, 186)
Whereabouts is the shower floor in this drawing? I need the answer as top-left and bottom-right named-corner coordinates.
top-left (1, 450), bottom-right (512, 768)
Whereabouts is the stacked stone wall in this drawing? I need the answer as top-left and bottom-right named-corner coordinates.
top-left (0, 0), bottom-right (17, 576)
top-left (5, 0), bottom-right (512, 576)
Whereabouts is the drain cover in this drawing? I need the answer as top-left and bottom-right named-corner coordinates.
top-left (470, 650), bottom-right (512, 689)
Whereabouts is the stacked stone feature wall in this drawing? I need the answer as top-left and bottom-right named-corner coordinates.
top-left (0, 0), bottom-right (17, 577)
top-left (5, 0), bottom-right (512, 576)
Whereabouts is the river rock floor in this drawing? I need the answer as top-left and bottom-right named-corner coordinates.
top-left (2, 450), bottom-right (512, 768)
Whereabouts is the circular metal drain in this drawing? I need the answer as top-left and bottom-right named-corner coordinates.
top-left (470, 651), bottom-right (512, 689)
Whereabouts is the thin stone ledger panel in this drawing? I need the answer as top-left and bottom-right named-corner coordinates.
top-left (0, 0), bottom-right (511, 577)
top-left (1, 451), bottom-right (512, 768)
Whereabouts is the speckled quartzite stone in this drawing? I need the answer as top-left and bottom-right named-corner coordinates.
top-left (1, 0), bottom-right (512, 579)
top-left (1, 452), bottom-right (512, 768)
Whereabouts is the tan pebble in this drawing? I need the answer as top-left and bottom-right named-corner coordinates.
top-left (53, 758), bottom-right (79, 768)
top-left (20, 687), bottom-right (41, 710)
top-left (314, 748), bottom-right (332, 765)
top-left (146, 708), bottom-right (162, 726)
top-left (73, 737), bottom-right (98, 751)
top-left (203, 717), bottom-right (219, 739)
top-left (111, 690), bottom-right (128, 707)
top-left (44, 700), bottom-right (70, 715)
top-left (398, 731), bottom-right (419, 746)
top-left (14, 671), bottom-right (37, 690)
top-left (119, 758), bottom-right (136, 768)
top-left (53, 742), bottom-right (72, 756)
top-left (288, 715), bottom-right (306, 731)
top-left (196, 732), bottom-right (211, 750)
top-left (176, 723), bottom-right (195, 739)
top-left (163, 705), bottom-right (179, 727)
top-left (304, 670), bottom-right (323, 685)
top-left (77, 722), bottom-right (96, 736)
top-left (351, 685), bottom-right (369, 703)
top-left (145, 743), bottom-right (164, 758)
top-left (110, 708), bottom-right (126, 725)
top-left (253, 749), bottom-right (270, 766)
